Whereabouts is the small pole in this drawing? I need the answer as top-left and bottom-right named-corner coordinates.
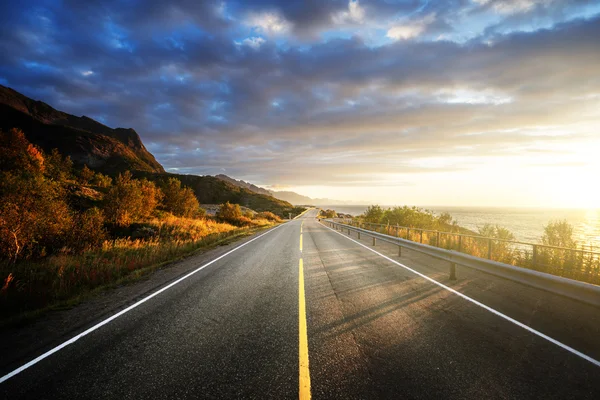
top-left (533, 245), bottom-right (538, 267)
top-left (407, 228), bottom-right (410, 241)
top-left (373, 237), bottom-right (376, 246)
top-left (458, 235), bottom-right (462, 253)
top-left (420, 230), bottom-right (423, 243)
top-left (358, 231), bottom-right (361, 239)
top-left (449, 263), bottom-right (457, 280)
top-left (398, 246), bottom-right (402, 257)
top-left (348, 228), bottom-right (350, 235)
top-left (437, 231), bottom-right (441, 247)
top-left (488, 239), bottom-right (493, 259)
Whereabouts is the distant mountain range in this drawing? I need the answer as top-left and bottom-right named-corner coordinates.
top-left (213, 174), bottom-right (351, 206)
top-left (0, 85), bottom-right (296, 216)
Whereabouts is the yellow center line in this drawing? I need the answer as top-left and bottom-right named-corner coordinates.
top-left (298, 257), bottom-right (311, 400)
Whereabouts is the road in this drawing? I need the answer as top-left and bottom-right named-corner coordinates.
top-left (2, 208), bottom-right (600, 399)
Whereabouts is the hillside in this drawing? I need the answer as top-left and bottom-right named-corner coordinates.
top-left (215, 174), bottom-right (273, 196)
top-left (0, 85), bottom-right (164, 175)
top-left (0, 85), bottom-right (298, 216)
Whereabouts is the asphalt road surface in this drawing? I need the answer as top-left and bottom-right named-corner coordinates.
top-left (2, 208), bottom-right (600, 399)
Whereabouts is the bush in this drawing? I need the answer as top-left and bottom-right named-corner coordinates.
top-left (0, 171), bottom-right (72, 261)
top-left (79, 164), bottom-right (94, 184)
top-left (46, 148), bottom-right (73, 181)
top-left (363, 205), bottom-right (384, 223)
top-left (160, 177), bottom-right (201, 218)
top-left (255, 211), bottom-right (281, 222)
top-left (103, 171), bottom-right (163, 226)
top-left (91, 172), bottom-right (112, 188)
top-left (216, 202), bottom-right (250, 226)
top-left (541, 220), bottom-right (576, 248)
top-left (68, 208), bottom-right (107, 252)
top-left (0, 128), bottom-right (45, 175)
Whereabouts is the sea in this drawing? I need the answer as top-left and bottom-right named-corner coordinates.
top-left (320, 205), bottom-right (600, 250)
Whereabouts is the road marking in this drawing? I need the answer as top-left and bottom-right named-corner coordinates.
top-left (323, 224), bottom-right (600, 368)
top-left (0, 224), bottom-right (286, 384)
top-left (299, 258), bottom-right (311, 400)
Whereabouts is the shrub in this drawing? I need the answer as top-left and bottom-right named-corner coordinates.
top-left (79, 164), bottom-right (94, 184)
top-left (68, 208), bottom-right (107, 252)
top-left (255, 211), bottom-right (281, 222)
top-left (46, 148), bottom-right (73, 181)
top-left (160, 177), bottom-right (201, 218)
top-left (103, 171), bottom-right (163, 226)
top-left (0, 171), bottom-right (72, 261)
top-left (541, 220), bottom-right (576, 248)
top-left (92, 172), bottom-right (112, 188)
top-left (0, 128), bottom-right (45, 175)
top-left (363, 205), bottom-right (384, 223)
top-left (216, 202), bottom-right (249, 226)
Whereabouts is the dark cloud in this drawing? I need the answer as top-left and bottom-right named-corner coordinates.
top-left (0, 0), bottom-right (598, 189)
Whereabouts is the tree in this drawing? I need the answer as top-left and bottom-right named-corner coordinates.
top-left (0, 172), bottom-right (72, 261)
top-left (91, 172), bottom-right (112, 188)
top-left (160, 178), bottom-right (201, 218)
top-left (68, 208), bottom-right (107, 252)
top-left (0, 128), bottom-right (45, 174)
top-left (79, 164), bottom-right (94, 184)
top-left (103, 171), bottom-right (162, 226)
top-left (363, 205), bottom-right (384, 223)
top-left (216, 202), bottom-right (246, 225)
top-left (45, 148), bottom-right (73, 181)
top-left (541, 220), bottom-right (576, 248)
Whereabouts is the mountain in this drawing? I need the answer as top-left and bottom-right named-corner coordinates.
top-left (271, 191), bottom-right (349, 206)
top-left (214, 174), bottom-right (349, 205)
top-left (215, 174), bottom-right (273, 197)
top-left (0, 85), bottom-right (298, 216)
top-left (0, 85), bottom-right (164, 174)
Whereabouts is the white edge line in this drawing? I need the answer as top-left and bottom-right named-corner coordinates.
top-left (0, 224), bottom-right (285, 384)
top-left (323, 223), bottom-right (600, 368)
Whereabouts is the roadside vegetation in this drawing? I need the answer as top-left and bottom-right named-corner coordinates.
top-left (0, 128), bottom-right (282, 320)
top-left (325, 205), bottom-right (600, 284)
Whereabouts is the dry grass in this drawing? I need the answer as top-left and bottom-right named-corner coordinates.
top-left (0, 215), bottom-right (277, 321)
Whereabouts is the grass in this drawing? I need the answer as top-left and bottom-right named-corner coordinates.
top-left (0, 216), bottom-right (278, 325)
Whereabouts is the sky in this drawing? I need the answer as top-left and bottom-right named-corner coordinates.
top-left (1, 0), bottom-right (599, 208)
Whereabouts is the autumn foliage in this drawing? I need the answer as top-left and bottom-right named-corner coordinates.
top-left (0, 129), bottom-right (281, 318)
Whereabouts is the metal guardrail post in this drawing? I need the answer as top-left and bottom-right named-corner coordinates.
top-left (358, 231), bottom-right (361, 239)
top-left (450, 262), bottom-right (457, 280)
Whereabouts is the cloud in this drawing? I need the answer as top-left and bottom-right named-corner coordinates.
top-left (245, 11), bottom-right (291, 36)
top-left (387, 14), bottom-right (436, 41)
top-left (0, 0), bottom-right (599, 195)
top-left (235, 36), bottom-right (266, 49)
top-left (332, 0), bottom-right (366, 25)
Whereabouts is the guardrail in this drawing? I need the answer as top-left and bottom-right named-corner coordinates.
top-left (330, 219), bottom-right (600, 286)
top-left (324, 220), bottom-right (600, 307)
